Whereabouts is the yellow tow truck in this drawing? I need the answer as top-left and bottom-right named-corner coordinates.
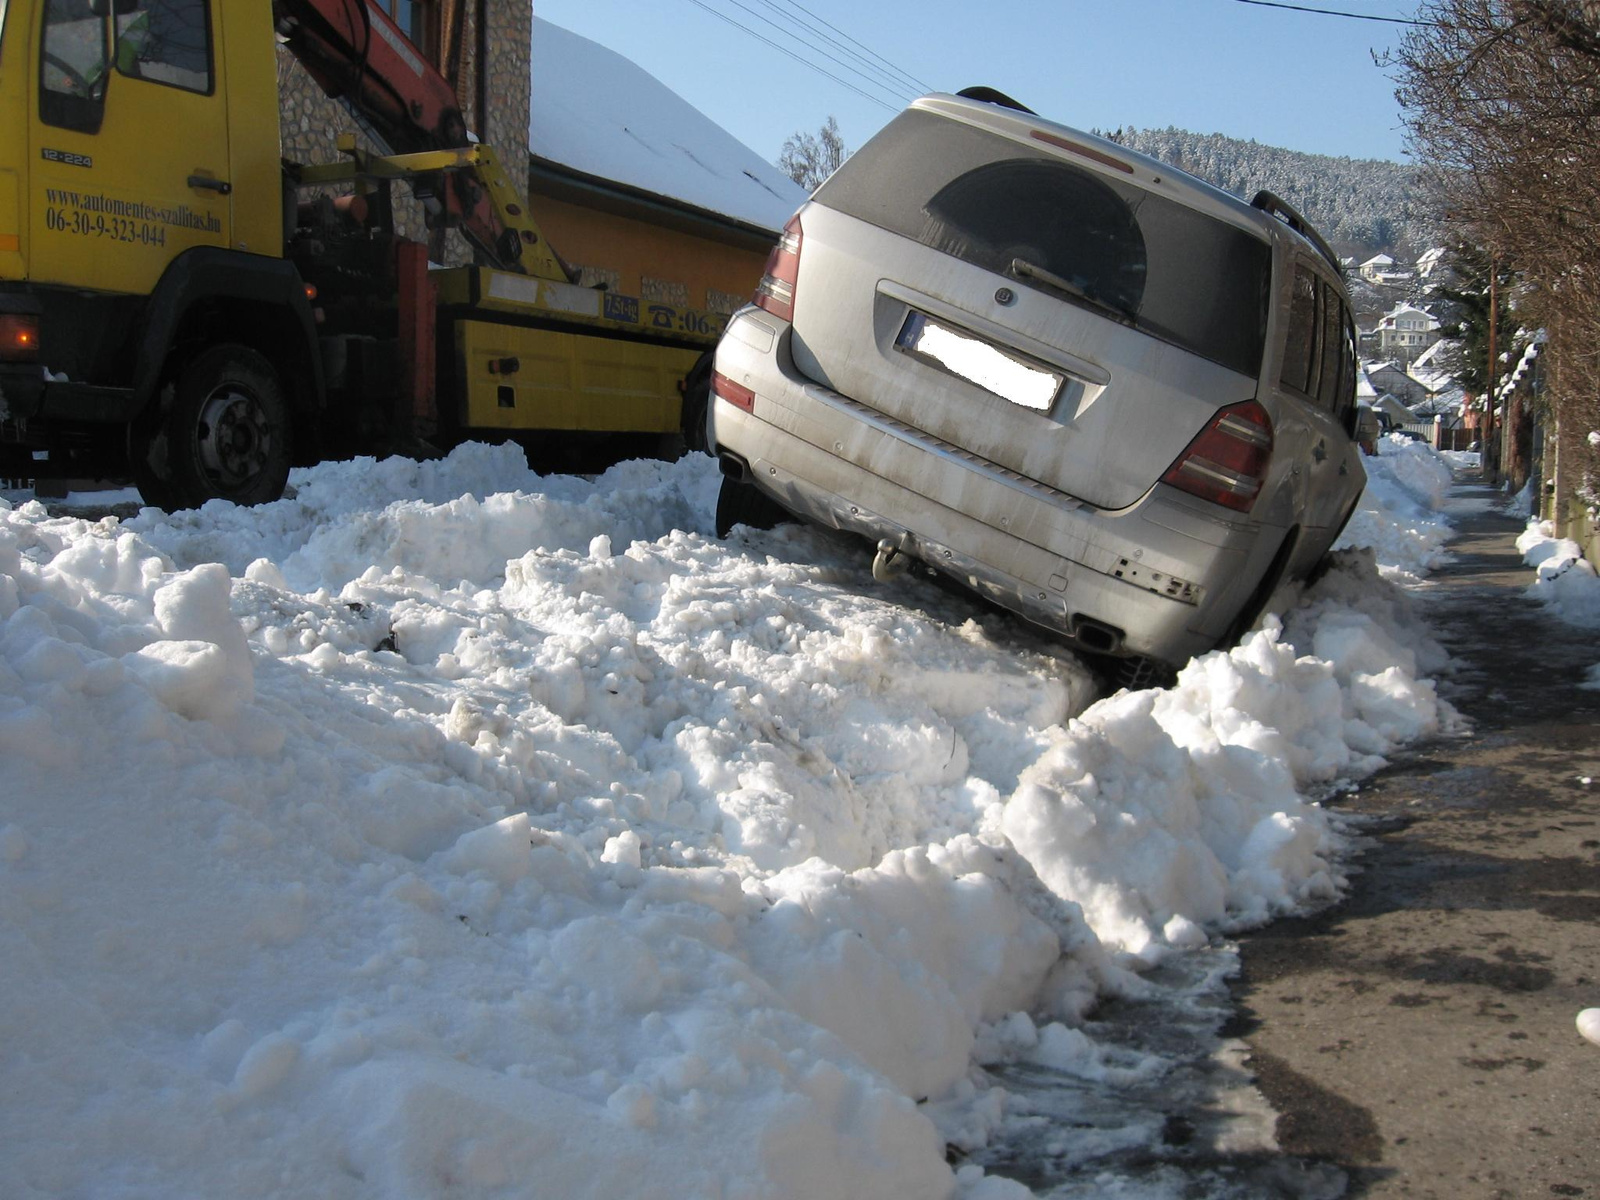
top-left (0, 0), bottom-right (730, 507)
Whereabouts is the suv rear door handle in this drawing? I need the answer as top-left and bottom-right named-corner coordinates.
top-left (188, 174), bottom-right (232, 194)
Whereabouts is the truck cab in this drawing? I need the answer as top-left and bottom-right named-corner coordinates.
top-left (1, 0), bottom-right (735, 508)
top-left (1, 0), bottom-right (315, 504)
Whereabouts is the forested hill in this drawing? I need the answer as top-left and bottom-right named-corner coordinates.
top-left (1101, 127), bottom-right (1429, 258)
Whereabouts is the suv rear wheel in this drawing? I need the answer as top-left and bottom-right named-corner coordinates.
top-left (715, 476), bottom-right (790, 537)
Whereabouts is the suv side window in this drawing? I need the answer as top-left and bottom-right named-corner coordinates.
top-left (1280, 264), bottom-right (1318, 397)
top-left (1316, 278), bottom-right (1345, 413)
top-left (1334, 304), bottom-right (1357, 423)
top-left (115, 0), bottom-right (211, 93)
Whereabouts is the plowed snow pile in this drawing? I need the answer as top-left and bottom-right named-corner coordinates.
top-left (2, 440), bottom-right (1451, 1198)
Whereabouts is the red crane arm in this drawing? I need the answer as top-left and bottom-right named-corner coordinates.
top-left (272, 0), bottom-right (467, 154)
top-left (273, 0), bottom-right (559, 274)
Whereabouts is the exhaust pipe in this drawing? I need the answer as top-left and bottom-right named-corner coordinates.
top-left (1072, 616), bottom-right (1124, 655)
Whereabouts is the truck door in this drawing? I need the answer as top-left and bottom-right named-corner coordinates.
top-left (29, 0), bottom-right (232, 296)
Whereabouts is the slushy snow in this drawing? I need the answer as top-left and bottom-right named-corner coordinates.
top-left (2, 437), bottom-right (1452, 1197)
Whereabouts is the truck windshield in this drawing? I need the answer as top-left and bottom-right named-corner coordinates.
top-left (815, 109), bottom-right (1271, 379)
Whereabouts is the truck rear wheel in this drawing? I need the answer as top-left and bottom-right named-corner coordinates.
top-left (160, 345), bottom-right (292, 509)
top-left (679, 351), bottom-right (714, 453)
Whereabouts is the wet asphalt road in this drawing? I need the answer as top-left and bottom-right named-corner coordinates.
top-left (1231, 475), bottom-right (1600, 1198)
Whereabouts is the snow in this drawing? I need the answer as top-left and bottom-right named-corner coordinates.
top-left (1, 438), bottom-right (1458, 1197)
top-left (1581, 1008), bottom-right (1600, 1047)
top-left (528, 20), bottom-right (807, 233)
top-left (1332, 435), bottom-right (1457, 582)
top-left (1516, 519), bottom-right (1600, 629)
top-left (1516, 517), bottom-right (1600, 697)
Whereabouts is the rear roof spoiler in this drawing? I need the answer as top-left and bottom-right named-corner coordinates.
top-left (955, 86), bottom-right (1037, 115)
top-left (1252, 190), bottom-right (1341, 276)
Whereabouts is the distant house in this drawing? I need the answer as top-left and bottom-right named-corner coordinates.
top-left (1358, 253), bottom-right (1413, 286)
top-left (1415, 246), bottom-right (1447, 280)
top-left (1409, 339), bottom-right (1456, 388)
top-left (1357, 366), bottom-right (1418, 428)
top-left (1376, 303), bottom-right (1442, 363)
top-left (1366, 361), bottom-right (1434, 406)
top-left (1359, 254), bottom-right (1395, 282)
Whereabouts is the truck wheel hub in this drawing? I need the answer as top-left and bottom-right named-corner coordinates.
top-left (197, 386), bottom-right (271, 488)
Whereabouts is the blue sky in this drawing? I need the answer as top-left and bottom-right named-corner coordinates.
top-left (533, 0), bottom-right (1419, 168)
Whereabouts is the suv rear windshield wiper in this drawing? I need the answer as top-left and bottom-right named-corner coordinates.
top-left (1010, 258), bottom-right (1138, 326)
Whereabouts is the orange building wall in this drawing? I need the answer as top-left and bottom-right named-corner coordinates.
top-left (527, 192), bottom-right (770, 316)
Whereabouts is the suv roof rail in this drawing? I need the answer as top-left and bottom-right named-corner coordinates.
top-left (1252, 190), bottom-right (1341, 276)
top-left (955, 86), bottom-right (1037, 115)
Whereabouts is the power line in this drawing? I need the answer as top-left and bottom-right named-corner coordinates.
top-left (1231, 0), bottom-right (1433, 24)
top-left (759, 0), bottom-right (933, 95)
top-left (678, 0), bottom-right (904, 110)
top-left (749, 0), bottom-right (924, 99)
top-left (717, 0), bottom-right (917, 103)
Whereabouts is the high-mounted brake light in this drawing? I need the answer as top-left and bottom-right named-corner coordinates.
top-left (711, 371), bottom-right (755, 414)
top-left (753, 214), bottom-right (803, 323)
top-left (1160, 401), bottom-right (1273, 512)
top-left (0, 314), bottom-right (40, 363)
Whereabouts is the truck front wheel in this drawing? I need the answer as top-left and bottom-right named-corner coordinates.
top-left (159, 344), bottom-right (292, 509)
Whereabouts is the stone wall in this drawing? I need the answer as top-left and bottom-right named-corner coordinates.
top-left (276, 0), bottom-right (532, 264)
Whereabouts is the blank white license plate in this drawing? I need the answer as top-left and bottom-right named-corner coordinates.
top-left (895, 312), bottom-right (1062, 412)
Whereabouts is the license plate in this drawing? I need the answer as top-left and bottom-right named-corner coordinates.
top-left (895, 312), bottom-right (1062, 412)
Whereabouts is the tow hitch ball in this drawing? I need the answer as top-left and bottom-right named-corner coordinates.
top-left (872, 539), bottom-right (909, 584)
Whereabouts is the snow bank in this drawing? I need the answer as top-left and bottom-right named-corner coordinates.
top-left (1334, 436), bottom-right (1457, 580)
top-left (1516, 519), bottom-right (1600, 629)
top-left (0, 441), bottom-right (1452, 1197)
top-left (1516, 518), bottom-right (1600, 689)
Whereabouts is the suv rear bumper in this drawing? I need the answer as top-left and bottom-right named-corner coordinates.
top-left (712, 314), bottom-right (1288, 665)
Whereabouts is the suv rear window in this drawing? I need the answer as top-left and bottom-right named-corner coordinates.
top-left (815, 109), bottom-right (1271, 378)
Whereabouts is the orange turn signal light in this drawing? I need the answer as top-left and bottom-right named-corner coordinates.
top-left (0, 314), bottom-right (40, 363)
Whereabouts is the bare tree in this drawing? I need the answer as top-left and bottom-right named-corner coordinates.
top-left (1392, 1), bottom-right (1600, 512)
top-left (778, 116), bottom-right (848, 191)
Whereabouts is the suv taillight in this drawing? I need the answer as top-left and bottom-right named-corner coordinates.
top-left (1160, 401), bottom-right (1273, 512)
top-left (0, 314), bottom-right (39, 363)
top-left (753, 215), bottom-right (803, 323)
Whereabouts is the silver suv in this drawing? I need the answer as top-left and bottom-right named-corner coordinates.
top-left (709, 92), bottom-right (1365, 673)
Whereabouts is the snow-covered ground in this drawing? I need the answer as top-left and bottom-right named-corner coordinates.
top-left (2, 438), bottom-right (1454, 1198)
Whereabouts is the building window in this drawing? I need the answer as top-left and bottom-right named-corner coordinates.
top-left (376, 0), bottom-right (436, 60)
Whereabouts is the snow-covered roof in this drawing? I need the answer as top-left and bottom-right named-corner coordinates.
top-left (527, 20), bottom-right (807, 234)
top-left (1410, 368), bottom-right (1454, 394)
top-left (1412, 338), bottom-right (1454, 371)
top-left (1361, 253), bottom-right (1396, 268)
